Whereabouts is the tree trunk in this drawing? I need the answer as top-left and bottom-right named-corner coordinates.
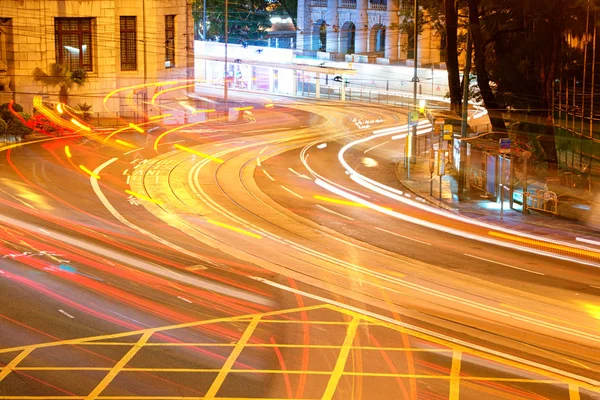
top-left (539, 22), bottom-right (560, 173)
top-left (467, 0), bottom-right (505, 133)
top-left (444, 0), bottom-right (461, 114)
top-left (59, 86), bottom-right (69, 105)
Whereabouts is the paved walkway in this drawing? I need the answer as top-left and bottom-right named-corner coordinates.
top-left (395, 153), bottom-right (600, 243)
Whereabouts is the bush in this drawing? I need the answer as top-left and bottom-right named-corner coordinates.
top-left (0, 102), bottom-right (25, 123)
top-left (7, 114), bottom-right (32, 138)
top-left (0, 119), bottom-right (7, 136)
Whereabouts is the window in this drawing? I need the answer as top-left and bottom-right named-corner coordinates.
top-left (165, 15), bottom-right (175, 68)
top-left (55, 18), bottom-right (93, 71)
top-left (120, 16), bottom-right (137, 71)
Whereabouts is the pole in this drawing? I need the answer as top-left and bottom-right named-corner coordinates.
top-left (591, 11), bottom-right (597, 138)
top-left (203, 0), bottom-right (207, 41)
top-left (142, 0), bottom-right (148, 121)
top-left (458, 23), bottom-right (472, 194)
top-left (410, 0), bottom-right (418, 165)
top-left (224, 0), bottom-right (229, 103)
top-left (582, 0), bottom-right (590, 138)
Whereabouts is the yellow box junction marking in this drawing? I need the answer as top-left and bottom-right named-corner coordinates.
top-left (174, 143), bottom-right (224, 164)
top-left (0, 303), bottom-right (598, 400)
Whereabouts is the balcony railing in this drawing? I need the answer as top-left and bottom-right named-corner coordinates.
top-left (340, 0), bottom-right (357, 8)
top-left (311, 0), bottom-right (328, 6)
top-left (369, 0), bottom-right (387, 10)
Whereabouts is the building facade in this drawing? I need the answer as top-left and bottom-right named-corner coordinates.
top-left (296, 0), bottom-right (443, 65)
top-left (0, 0), bottom-right (193, 115)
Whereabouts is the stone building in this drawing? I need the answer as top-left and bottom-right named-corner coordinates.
top-left (296, 0), bottom-right (443, 65)
top-left (0, 0), bottom-right (193, 115)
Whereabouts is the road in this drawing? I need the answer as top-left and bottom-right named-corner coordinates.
top-left (0, 88), bottom-right (599, 399)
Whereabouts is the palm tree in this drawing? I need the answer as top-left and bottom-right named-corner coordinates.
top-left (32, 63), bottom-right (88, 104)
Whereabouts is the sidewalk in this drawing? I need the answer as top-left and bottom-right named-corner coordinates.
top-left (394, 154), bottom-right (600, 242)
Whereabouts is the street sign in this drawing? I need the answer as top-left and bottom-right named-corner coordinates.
top-left (408, 111), bottom-right (420, 127)
top-left (499, 137), bottom-right (511, 154)
top-left (434, 119), bottom-right (444, 136)
top-left (443, 124), bottom-right (453, 140)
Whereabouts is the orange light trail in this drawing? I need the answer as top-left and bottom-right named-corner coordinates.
top-left (70, 118), bottom-right (91, 132)
top-left (56, 103), bottom-right (64, 114)
top-left (174, 144), bottom-right (224, 164)
top-left (79, 165), bottom-right (100, 179)
top-left (125, 190), bottom-right (163, 205)
top-left (488, 231), bottom-right (600, 260)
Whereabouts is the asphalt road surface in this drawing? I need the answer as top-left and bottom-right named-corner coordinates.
top-left (0, 89), bottom-right (599, 400)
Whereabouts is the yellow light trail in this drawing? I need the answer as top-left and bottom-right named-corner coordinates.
top-left (151, 84), bottom-right (195, 107)
top-left (265, 103), bottom-right (274, 108)
top-left (193, 109), bottom-right (216, 114)
top-left (150, 113), bottom-right (172, 120)
top-left (234, 106), bottom-right (254, 111)
top-left (64, 146), bottom-right (71, 158)
top-left (79, 165), bottom-right (100, 179)
top-left (207, 220), bottom-right (262, 239)
top-left (488, 231), bottom-right (600, 259)
top-left (125, 190), bottom-right (163, 205)
top-left (314, 195), bottom-right (368, 208)
top-left (115, 139), bottom-right (136, 148)
top-left (173, 144), bottom-right (224, 163)
top-left (153, 121), bottom-right (206, 151)
top-left (128, 123), bottom-right (145, 133)
top-left (71, 118), bottom-right (91, 132)
top-left (56, 103), bottom-right (64, 114)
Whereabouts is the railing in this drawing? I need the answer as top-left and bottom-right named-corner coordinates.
top-left (369, 0), bottom-right (387, 10)
top-left (525, 189), bottom-right (558, 215)
top-left (311, 0), bottom-right (328, 6)
top-left (470, 168), bottom-right (486, 192)
top-left (340, 0), bottom-right (357, 8)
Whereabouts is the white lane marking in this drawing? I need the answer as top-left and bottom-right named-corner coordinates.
top-left (464, 253), bottom-right (545, 275)
top-left (123, 169), bottom-right (129, 175)
top-left (126, 175), bottom-right (131, 185)
top-left (256, 157), bottom-right (262, 167)
top-left (109, 310), bottom-right (151, 327)
top-left (252, 276), bottom-right (600, 388)
top-left (39, 229), bottom-right (50, 235)
top-left (317, 143), bottom-right (327, 149)
top-left (259, 146), bottom-right (269, 155)
top-left (58, 309), bottom-right (75, 319)
top-left (124, 146), bottom-right (146, 155)
top-left (280, 185), bottom-right (303, 199)
top-left (364, 141), bottom-right (389, 154)
top-left (590, 285), bottom-right (600, 290)
top-left (375, 227), bottom-right (431, 245)
top-left (90, 158), bottom-right (273, 307)
top-left (576, 237), bottom-right (600, 247)
top-left (177, 296), bottom-right (193, 304)
top-left (316, 205), bottom-right (354, 221)
top-left (262, 169), bottom-right (275, 181)
top-left (288, 168), bottom-right (312, 180)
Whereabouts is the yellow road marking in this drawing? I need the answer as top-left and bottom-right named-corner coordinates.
top-left (125, 189), bottom-right (163, 205)
top-left (207, 219), bottom-right (262, 239)
top-left (205, 315), bottom-right (262, 399)
top-left (489, 231), bottom-right (600, 259)
top-left (322, 316), bottom-right (360, 400)
top-left (570, 384), bottom-right (581, 400)
top-left (174, 143), bottom-right (224, 163)
top-left (0, 348), bottom-right (33, 382)
top-left (79, 165), bottom-right (100, 179)
top-left (85, 331), bottom-right (153, 400)
top-left (449, 351), bottom-right (462, 400)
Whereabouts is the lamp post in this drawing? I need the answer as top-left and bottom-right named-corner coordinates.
top-left (224, 0), bottom-right (229, 103)
top-left (410, 0), bottom-right (418, 166)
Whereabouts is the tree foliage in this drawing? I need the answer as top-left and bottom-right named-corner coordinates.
top-left (32, 63), bottom-right (88, 104)
top-left (192, 0), bottom-right (295, 43)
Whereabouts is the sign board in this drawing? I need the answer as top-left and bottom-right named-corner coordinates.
top-left (499, 138), bottom-right (511, 154)
top-left (443, 124), bottom-right (453, 140)
top-left (408, 111), bottom-right (420, 127)
top-left (434, 119), bottom-right (444, 136)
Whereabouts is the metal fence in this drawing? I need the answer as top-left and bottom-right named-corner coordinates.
top-left (525, 189), bottom-right (558, 215)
